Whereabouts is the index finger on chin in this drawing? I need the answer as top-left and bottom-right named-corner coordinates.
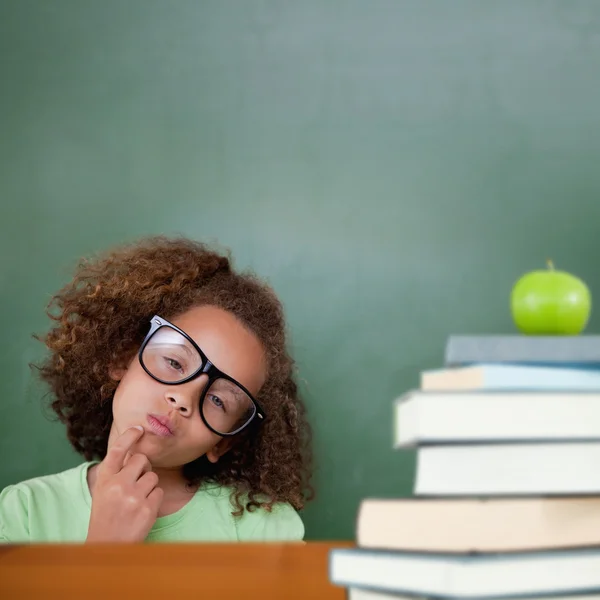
top-left (102, 426), bottom-right (144, 474)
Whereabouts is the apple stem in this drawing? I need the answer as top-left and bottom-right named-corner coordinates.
top-left (547, 259), bottom-right (555, 271)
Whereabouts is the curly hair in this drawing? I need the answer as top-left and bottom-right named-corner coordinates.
top-left (34, 236), bottom-right (313, 515)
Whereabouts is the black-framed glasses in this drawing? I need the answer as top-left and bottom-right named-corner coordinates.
top-left (138, 315), bottom-right (265, 436)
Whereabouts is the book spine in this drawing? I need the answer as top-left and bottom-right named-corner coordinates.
top-left (445, 336), bottom-right (600, 367)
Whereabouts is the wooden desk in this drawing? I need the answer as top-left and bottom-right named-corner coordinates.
top-left (0, 541), bottom-right (353, 599)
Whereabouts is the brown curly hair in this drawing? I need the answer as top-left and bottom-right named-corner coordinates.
top-left (34, 236), bottom-right (313, 515)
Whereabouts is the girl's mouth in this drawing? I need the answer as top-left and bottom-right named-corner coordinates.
top-left (146, 414), bottom-right (174, 437)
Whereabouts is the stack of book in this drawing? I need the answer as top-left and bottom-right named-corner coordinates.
top-left (330, 334), bottom-right (600, 600)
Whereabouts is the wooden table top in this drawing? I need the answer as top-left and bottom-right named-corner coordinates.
top-left (0, 541), bottom-right (354, 599)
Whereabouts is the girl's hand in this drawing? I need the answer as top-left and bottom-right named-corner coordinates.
top-left (86, 426), bottom-right (163, 542)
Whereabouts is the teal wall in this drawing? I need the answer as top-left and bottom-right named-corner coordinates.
top-left (2, 0), bottom-right (600, 539)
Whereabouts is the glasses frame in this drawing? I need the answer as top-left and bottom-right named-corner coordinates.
top-left (138, 315), bottom-right (266, 437)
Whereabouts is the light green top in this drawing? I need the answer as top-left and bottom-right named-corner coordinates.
top-left (0, 462), bottom-right (304, 543)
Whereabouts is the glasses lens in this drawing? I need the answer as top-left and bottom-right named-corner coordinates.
top-left (202, 378), bottom-right (256, 435)
top-left (141, 326), bottom-right (203, 383)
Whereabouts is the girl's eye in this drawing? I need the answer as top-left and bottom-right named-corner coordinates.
top-left (208, 394), bottom-right (225, 411)
top-left (165, 357), bottom-right (184, 372)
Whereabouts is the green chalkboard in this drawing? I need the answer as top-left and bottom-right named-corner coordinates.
top-left (2, 0), bottom-right (600, 540)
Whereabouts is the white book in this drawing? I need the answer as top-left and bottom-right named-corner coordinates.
top-left (415, 443), bottom-right (600, 496)
top-left (348, 588), bottom-right (600, 600)
top-left (330, 547), bottom-right (600, 599)
top-left (356, 497), bottom-right (600, 553)
top-left (395, 391), bottom-right (600, 447)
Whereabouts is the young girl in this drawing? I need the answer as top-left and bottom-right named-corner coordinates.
top-left (0, 236), bottom-right (313, 542)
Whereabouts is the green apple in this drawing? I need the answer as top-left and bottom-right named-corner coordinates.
top-left (511, 260), bottom-right (592, 335)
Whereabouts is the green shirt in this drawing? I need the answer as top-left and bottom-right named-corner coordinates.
top-left (0, 462), bottom-right (305, 543)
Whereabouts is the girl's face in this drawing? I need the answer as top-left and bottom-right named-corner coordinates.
top-left (109, 305), bottom-right (267, 469)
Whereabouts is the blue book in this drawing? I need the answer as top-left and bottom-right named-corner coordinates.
top-left (445, 335), bottom-right (600, 369)
top-left (421, 363), bottom-right (600, 391)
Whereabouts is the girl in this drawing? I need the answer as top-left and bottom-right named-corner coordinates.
top-left (0, 236), bottom-right (313, 542)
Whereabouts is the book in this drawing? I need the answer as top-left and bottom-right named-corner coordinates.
top-left (394, 390), bottom-right (600, 447)
top-left (356, 497), bottom-right (600, 553)
top-left (414, 443), bottom-right (600, 496)
top-left (348, 589), bottom-right (600, 600)
top-left (445, 335), bottom-right (600, 368)
top-left (329, 547), bottom-right (600, 599)
top-left (420, 364), bottom-right (600, 391)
